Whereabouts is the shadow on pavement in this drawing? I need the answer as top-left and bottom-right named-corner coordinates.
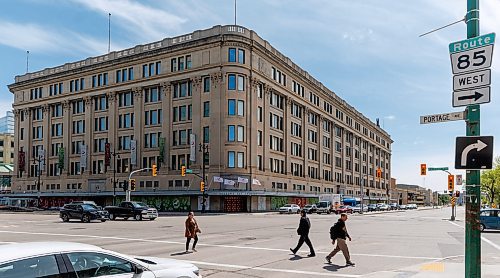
top-left (289, 255), bottom-right (304, 261)
top-left (323, 264), bottom-right (348, 272)
top-left (170, 251), bottom-right (190, 256)
top-left (482, 230), bottom-right (500, 234)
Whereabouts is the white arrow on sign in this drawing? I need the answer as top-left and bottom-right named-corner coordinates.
top-left (461, 140), bottom-right (488, 166)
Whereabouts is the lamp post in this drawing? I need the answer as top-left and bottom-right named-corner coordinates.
top-left (32, 155), bottom-right (43, 207)
top-left (199, 143), bottom-right (209, 213)
top-left (111, 150), bottom-right (120, 206)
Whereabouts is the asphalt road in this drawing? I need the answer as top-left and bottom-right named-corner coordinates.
top-left (0, 207), bottom-right (499, 277)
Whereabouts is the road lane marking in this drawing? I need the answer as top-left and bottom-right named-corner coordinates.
top-left (447, 221), bottom-right (500, 251)
top-left (0, 230), bottom-right (441, 260)
top-left (182, 260), bottom-right (361, 277)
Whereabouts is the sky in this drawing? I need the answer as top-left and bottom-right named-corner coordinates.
top-left (1, 0), bottom-right (499, 192)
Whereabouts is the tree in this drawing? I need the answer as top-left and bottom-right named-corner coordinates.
top-left (481, 156), bottom-right (500, 206)
top-left (439, 194), bottom-right (450, 205)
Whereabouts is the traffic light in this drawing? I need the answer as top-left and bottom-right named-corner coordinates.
top-left (152, 164), bottom-right (157, 177)
top-left (448, 175), bottom-right (454, 192)
top-left (130, 179), bottom-right (136, 191)
top-left (200, 181), bottom-right (205, 192)
top-left (455, 191), bottom-right (460, 197)
top-left (420, 164), bottom-right (426, 175)
top-left (181, 165), bottom-right (186, 177)
top-left (122, 180), bottom-right (128, 191)
top-left (376, 168), bottom-right (382, 179)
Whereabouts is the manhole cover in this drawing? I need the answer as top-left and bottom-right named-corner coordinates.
top-left (70, 227), bottom-right (86, 230)
top-left (160, 226), bottom-right (173, 228)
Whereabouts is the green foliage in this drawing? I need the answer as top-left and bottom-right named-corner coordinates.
top-left (481, 156), bottom-right (500, 206)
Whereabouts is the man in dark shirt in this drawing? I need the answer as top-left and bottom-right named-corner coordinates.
top-left (326, 213), bottom-right (355, 266)
top-left (290, 210), bottom-right (315, 257)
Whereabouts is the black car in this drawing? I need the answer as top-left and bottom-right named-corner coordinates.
top-left (367, 204), bottom-right (379, 212)
top-left (60, 204), bottom-right (109, 223)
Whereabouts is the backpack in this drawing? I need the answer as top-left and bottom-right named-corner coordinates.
top-left (329, 222), bottom-right (339, 240)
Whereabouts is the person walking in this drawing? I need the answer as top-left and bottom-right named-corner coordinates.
top-left (185, 211), bottom-right (201, 253)
top-left (290, 210), bottom-right (315, 257)
top-left (326, 213), bottom-right (355, 266)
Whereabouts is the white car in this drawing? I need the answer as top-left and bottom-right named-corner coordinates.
top-left (0, 242), bottom-right (201, 278)
top-left (352, 204), bottom-right (368, 213)
top-left (279, 204), bottom-right (301, 214)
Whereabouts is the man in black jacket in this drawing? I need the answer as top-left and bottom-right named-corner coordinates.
top-left (326, 213), bottom-right (355, 266)
top-left (290, 210), bottom-right (315, 257)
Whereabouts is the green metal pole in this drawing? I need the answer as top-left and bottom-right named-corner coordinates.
top-left (465, 0), bottom-right (481, 277)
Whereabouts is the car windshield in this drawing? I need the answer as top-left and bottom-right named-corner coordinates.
top-left (305, 205), bottom-right (312, 208)
top-left (82, 204), bottom-right (98, 210)
top-left (132, 202), bottom-right (148, 208)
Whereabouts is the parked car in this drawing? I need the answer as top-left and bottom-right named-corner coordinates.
top-left (480, 209), bottom-right (500, 232)
top-left (104, 201), bottom-right (158, 221)
top-left (399, 205), bottom-right (408, 210)
top-left (352, 204), bottom-right (368, 213)
top-left (367, 204), bottom-right (379, 212)
top-left (335, 205), bottom-right (353, 214)
top-left (407, 204), bottom-right (418, 210)
top-left (378, 204), bottom-right (390, 211)
top-left (302, 204), bottom-right (317, 214)
top-left (279, 204), bottom-right (301, 214)
top-left (60, 203), bottom-right (109, 223)
top-left (389, 203), bottom-right (399, 210)
top-left (0, 242), bottom-right (201, 278)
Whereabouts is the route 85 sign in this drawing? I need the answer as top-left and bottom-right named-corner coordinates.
top-left (449, 33), bottom-right (495, 74)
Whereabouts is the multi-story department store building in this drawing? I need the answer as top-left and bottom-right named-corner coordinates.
top-left (8, 25), bottom-right (392, 212)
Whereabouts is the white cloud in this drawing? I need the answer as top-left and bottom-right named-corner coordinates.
top-left (385, 115), bottom-right (396, 120)
top-left (0, 20), bottom-right (126, 56)
top-left (69, 0), bottom-right (187, 42)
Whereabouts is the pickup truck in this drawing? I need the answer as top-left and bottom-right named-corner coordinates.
top-left (104, 201), bottom-right (158, 221)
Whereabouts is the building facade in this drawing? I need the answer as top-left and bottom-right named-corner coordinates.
top-left (0, 133), bottom-right (14, 164)
top-left (8, 25), bottom-right (392, 212)
top-left (394, 184), bottom-right (434, 206)
top-left (0, 111), bottom-right (14, 134)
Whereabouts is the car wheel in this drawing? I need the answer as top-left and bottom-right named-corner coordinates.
top-left (100, 219), bottom-right (106, 222)
top-left (134, 214), bottom-right (142, 221)
top-left (327, 211), bottom-right (331, 214)
top-left (124, 217), bottom-right (129, 221)
top-left (82, 214), bottom-right (91, 223)
top-left (109, 213), bottom-right (115, 220)
top-left (288, 209), bottom-right (291, 214)
top-left (480, 223), bottom-right (485, 232)
top-left (149, 218), bottom-right (156, 221)
top-left (61, 214), bottom-right (69, 222)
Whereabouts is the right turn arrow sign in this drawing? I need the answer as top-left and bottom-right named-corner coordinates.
top-left (455, 136), bottom-right (494, 169)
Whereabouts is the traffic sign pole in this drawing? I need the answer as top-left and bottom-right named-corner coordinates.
top-left (465, 0), bottom-right (481, 277)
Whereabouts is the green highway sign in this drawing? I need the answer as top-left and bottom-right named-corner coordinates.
top-left (186, 169), bottom-right (193, 174)
top-left (428, 167), bottom-right (449, 171)
top-left (449, 33), bottom-right (495, 54)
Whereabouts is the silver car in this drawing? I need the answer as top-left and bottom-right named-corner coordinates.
top-left (0, 242), bottom-right (201, 278)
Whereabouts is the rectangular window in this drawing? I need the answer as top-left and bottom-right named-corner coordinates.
top-left (237, 100), bottom-right (244, 116)
top-left (237, 75), bottom-right (244, 91)
top-left (203, 101), bottom-right (210, 117)
top-left (257, 130), bottom-right (262, 146)
top-left (237, 125), bottom-right (244, 142)
top-left (237, 152), bottom-right (244, 168)
top-left (228, 125), bottom-right (235, 142)
top-left (228, 151), bottom-right (235, 168)
top-left (171, 58), bottom-right (177, 72)
top-left (257, 107), bottom-right (263, 122)
top-left (238, 49), bottom-right (245, 64)
top-left (156, 61), bottom-right (162, 75)
top-left (228, 48), bottom-right (236, 62)
top-left (228, 99), bottom-right (236, 115)
top-left (203, 126), bottom-right (209, 143)
top-left (228, 74), bottom-right (236, 90)
top-left (186, 55), bottom-right (192, 69)
top-left (203, 77), bottom-right (210, 92)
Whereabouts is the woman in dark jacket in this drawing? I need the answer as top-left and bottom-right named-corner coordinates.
top-left (185, 211), bottom-right (201, 253)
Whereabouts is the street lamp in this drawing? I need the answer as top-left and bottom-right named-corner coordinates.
top-left (32, 155), bottom-right (43, 207)
top-left (111, 150), bottom-right (120, 206)
top-left (199, 143), bottom-right (209, 213)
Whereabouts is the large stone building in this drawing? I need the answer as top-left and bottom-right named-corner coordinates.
top-left (8, 25), bottom-right (392, 212)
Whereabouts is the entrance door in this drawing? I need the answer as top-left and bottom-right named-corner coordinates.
top-left (223, 196), bottom-right (247, 212)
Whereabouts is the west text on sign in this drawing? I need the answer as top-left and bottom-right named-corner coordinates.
top-left (453, 69), bottom-right (490, 91)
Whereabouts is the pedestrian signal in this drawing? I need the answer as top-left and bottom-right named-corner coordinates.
top-left (200, 181), bottom-right (205, 192)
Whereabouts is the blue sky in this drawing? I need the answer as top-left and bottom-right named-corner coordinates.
top-left (1, 0), bottom-right (499, 192)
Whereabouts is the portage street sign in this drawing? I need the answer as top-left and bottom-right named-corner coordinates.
top-left (455, 136), bottom-right (494, 169)
top-left (452, 87), bottom-right (490, 107)
top-left (449, 33), bottom-right (495, 75)
top-left (420, 111), bottom-right (464, 124)
top-left (453, 69), bottom-right (491, 91)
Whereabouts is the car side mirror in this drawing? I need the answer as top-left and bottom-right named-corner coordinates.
top-left (133, 265), bottom-right (144, 274)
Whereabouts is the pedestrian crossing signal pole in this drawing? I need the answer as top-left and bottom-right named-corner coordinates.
top-left (448, 175), bottom-right (455, 221)
top-left (465, 0), bottom-right (481, 276)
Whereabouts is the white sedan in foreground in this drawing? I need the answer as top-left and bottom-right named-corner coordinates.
top-left (0, 242), bottom-right (201, 278)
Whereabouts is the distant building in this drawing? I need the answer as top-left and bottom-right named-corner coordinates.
top-left (0, 163), bottom-right (14, 193)
top-left (0, 111), bottom-right (14, 134)
top-left (8, 25), bottom-right (392, 211)
top-left (394, 184), bottom-right (434, 206)
top-left (0, 134), bottom-right (14, 164)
